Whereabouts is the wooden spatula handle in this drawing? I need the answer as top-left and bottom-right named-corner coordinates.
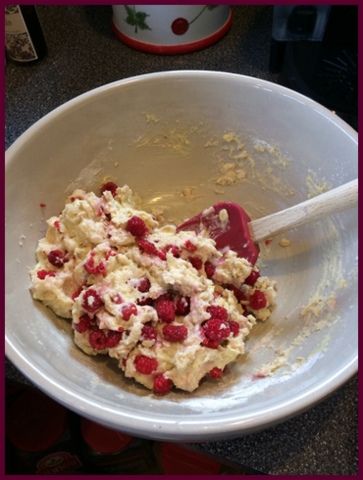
top-left (249, 179), bottom-right (358, 243)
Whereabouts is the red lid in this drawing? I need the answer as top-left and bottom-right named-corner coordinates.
top-left (160, 442), bottom-right (221, 475)
top-left (80, 417), bottom-right (133, 454)
top-left (6, 389), bottom-right (68, 452)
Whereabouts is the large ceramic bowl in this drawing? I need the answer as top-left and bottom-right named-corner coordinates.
top-left (5, 71), bottom-right (358, 442)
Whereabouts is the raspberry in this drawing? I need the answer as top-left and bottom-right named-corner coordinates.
top-left (82, 289), bottom-right (104, 313)
top-left (121, 302), bottom-right (137, 320)
top-left (106, 330), bottom-right (123, 348)
top-left (141, 324), bottom-right (157, 341)
top-left (249, 290), bottom-right (267, 310)
top-left (244, 270), bottom-right (260, 286)
top-left (84, 254), bottom-right (106, 275)
top-left (207, 305), bottom-right (228, 321)
top-left (47, 250), bottom-right (68, 268)
top-left (229, 320), bottom-right (240, 337)
top-left (100, 181), bottom-right (118, 197)
top-left (202, 319), bottom-right (231, 342)
top-left (136, 238), bottom-right (159, 256)
top-left (83, 251), bottom-right (96, 273)
top-left (153, 375), bottom-right (173, 394)
top-left (204, 261), bottom-right (216, 279)
top-left (73, 314), bottom-right (95, 333)
top-left (89, 330), bottom-right (108, 350)
top-left (134, 355), bottom-right (158, 375)
top-left (157, 292), bottom-right (174, 302)
top-left (225, 284), bottom-right (246, 302)
top-left (175, 296), bottom-right (190, 316)
top-left (184, 240), bottom-right (197, 252)
top-left (156, 299), bottom-right (175, 323)
top-left (189, 256), bottom-right (203, 270)
top-left (156, 249), bottom-right (167, 261)
top-left (105, 249), bottom-right (117, 260)
top-left (137, 297), bottom-right (153, 306)
top-left (208, 367), bottom-right (224, 379)
top-left (126, 216), bottom-right (149, 237)
top-left (137, 277), bottom-right (150, 293)
top-left (202, 337), bottom-right (220, 349)
top-left (162, 324), bottom-right (188, 342)
top-left (37, 269), bottom-right (55, 279)
top-left (164, 244), bottom-right (180, 257)
top-left (71, 285), bottom-right (84, 300)
top-left (110, 292), bottom-right (123, 304)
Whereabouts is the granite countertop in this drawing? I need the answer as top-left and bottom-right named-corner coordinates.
top-left (5, 5), bottom-right (358, 475)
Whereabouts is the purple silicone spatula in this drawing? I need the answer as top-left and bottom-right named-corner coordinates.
top-left (177, 179), bottom-right (358, 265)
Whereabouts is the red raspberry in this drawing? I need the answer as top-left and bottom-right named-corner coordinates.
top-left (82, 289), bottom-right (104, 313)
top-left (121, 302), bottom-right (137, 320)
top-left (110, 292), bottom-right (123, 304)
top-left (157, 292), bottom-right (174, 302)
top-left (208, 367), bottom-right (224, 379)
top-left (153, 375), bottom-right (173, 394)
top-left (164, 244), bottom-right (180, 257)
top-left (141, 324), bottom-right (157, 341)
top-left (229, 320), bottom-right (240, 337)
top-left (162, 324), bottom-right (188, 342)
top-left (244, 270), bottom-right (260, 286)
top-left (84, 256), bottom-right (107, 275)
top-left (136, 238), bottom-right (159, 256)
top-left (225, 284), bottom-right (246, 302)
top-left (74, 314), bottom-right (95, 333)
top-left (202, 337), bottom-right (220, 349)
top-left (249, 290), bottom-right (267, 310)
top-left (156, 249), bottom-right (167, 261)
top-left (202, 319), bottom-right (231, 342)
top-left (134, 355), bottom-right (158, 375)
top-left (204, 261), bottom-right (216, 279)
top-left (207, 305), bottom-right (228, 321)
top-left (175, 296), bottom-right (190, 316)
top-left (71, 285), bottom-right (84, 300)
top-left (156, 299), bottom-right (175, 323)
top-left (89, 329), bottom-right (108, 350)
top-left (37, 269), bottom-right (55, 279)
top-left (100, 181), bottom-right (118, 197)
top-left (47, 250), bottom-right (68, 268)
top-left (97, 261), bottom-right (106, 275)
top-left (126, 216), bottom-right (149, 237)
top-left (189, 256), bottom-right (203, 270)
top-left (137, 277), bottom-right (151, 293)
top-left (106, 330), bottom-right (123, 348)
top-left (105, 249), bottom-right (117, 260)
top-left (184, 240), bottom-right (197, 252)
top-left (137, 297), bottom-right (154, 306)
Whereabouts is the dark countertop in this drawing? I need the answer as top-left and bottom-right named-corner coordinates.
top-left (5, 6), bottom-right (358, 475)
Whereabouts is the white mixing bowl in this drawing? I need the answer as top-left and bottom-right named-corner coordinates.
top-left (5, 71), bottom-right (358, 442)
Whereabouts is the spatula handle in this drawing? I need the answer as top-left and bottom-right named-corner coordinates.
top-left (249, 178), bottom-right (358, 243)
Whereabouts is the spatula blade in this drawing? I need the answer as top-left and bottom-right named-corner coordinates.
top-left (177, 202), bottom-right (260, 265)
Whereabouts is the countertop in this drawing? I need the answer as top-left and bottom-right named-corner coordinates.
top-left (5, 5), bottom-right (358, 476)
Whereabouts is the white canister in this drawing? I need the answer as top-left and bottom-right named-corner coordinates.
top-left (112, 5), bottom-right (232, 54)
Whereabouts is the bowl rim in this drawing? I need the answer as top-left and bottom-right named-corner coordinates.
top-left (5, 70), bottom-right (358, 441)
top-left (5, 70), bottom-right (359, 158)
